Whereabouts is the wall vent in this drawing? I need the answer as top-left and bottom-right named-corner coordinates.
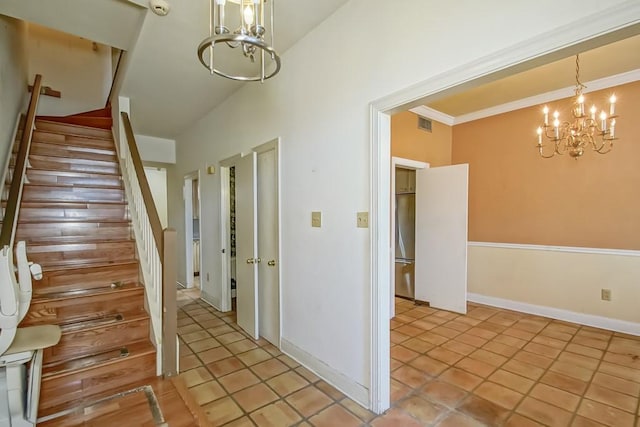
top-left (417, 116), bottom-right (432, 133)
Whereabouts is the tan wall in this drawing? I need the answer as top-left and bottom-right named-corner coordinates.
top-left (391, 111), bottom-right (452, 166)
top-left (452, 80), bottom-right (640, 250)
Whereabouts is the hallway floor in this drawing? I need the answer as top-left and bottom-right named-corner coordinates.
top-left (177, 291), bottom-right (640, 426)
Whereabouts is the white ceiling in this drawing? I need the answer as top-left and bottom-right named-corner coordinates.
top-left (121, 0), bottom-right (351, 138)
top-left (425, 34), bottom-right (640, 118)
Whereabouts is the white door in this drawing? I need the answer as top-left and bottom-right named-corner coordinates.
top-left (414, 164), bottom-right (468, 314)
top-left (257, 147), bottom-right (279, 346)
top-left (183, 179), bottom-right (194, 288)
top-left (235, 152), bottom-right (259, 339)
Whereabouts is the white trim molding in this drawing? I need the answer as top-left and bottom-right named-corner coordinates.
top-left (409, 105), bottom-right (455, 126)
top-left (281, 338), bottom-right (369, 407)
top-left (468, 293), bottom-right (640, 336)
top-left (455, 69), bottom-right (640, 125)
top-left (469, 241), bottom-right (640, 257)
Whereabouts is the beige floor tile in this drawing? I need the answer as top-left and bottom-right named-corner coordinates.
top-left (179, 324), bottom-right (203, 335)
top-left (340, 398), bottom-right (376, 422)
top-left (200, 346), bottom-right (233, 364)
top-left (428, 347), bottom-right (465, 365)
top-left (294, 366), bottom-right (320, 383)
top-left (456, 356), bottom-right (497, 378)
top-left (401, 337), bottom-right (435, 354)
top-left (565, 343), bottom-right (604, 359)
top-left (308, 403), bottom-right (362, 427)
top-left (251, 358), bottom-right (289, 380)
top-left (267, 371), bottom-right (309, 397)
top-left (421, 380), bottom-right (468, 408)
top-left (389, 378), bottom-right (411, 402)
top-left (602, 351), bottom-right (640, 370)
top-left (390, 345), bottom-right (420, 363)
top-left (503, 327), bottom-right (536, 341)
top-left (524, 341), bottom-right (562, 359)
top-left (418, 331), bottom-right (449, 346)
top-left (482, 340), bottom-right (519, 358)
top-left (442, 339), bottom-right (476, 356)
top-left (529, 383), bottom-right (581, 412)
top-left (558, 351), bottom-right (600, 370)
top-left (409, 355), bottom-right (449, 376)
top-left (395, 324), bottom-right (424, 337)
top-left (203, 396), bottom-right (244, 426)
top-left (576, 399), bottom-right (636, 427)
top-left (504, 413), bottom-right (545, 426)
top-left (439, 367), bottom-right (483, 391)
top-left (396, 395), bottom-right (446, 424)
top-left (179, 354), bottom-right (202, 371)
top-left (190, 380), bottom-right (227, 406)
top-left (277, 354), bottom-right (300, 368)
top-left (456, 333), bottom-right (489, 348)
top-left (250, 401), bottom-right (302, 427)
top-left (584, 383), bottom-right (638, 413)
top-left (549, 360), bottom-right (595, 382)
top-left (188, 337), bottom-right (221, 353)
top-left (432, 326), bottom-right (463, 339)
top-left (390, 330), bottom-right (410, 344)
top-left (473, 381), bottom-right (523, 410)
top-left (517, 396), bottom-right (573, 427)
top-left (443, 320), bottom-right (473, 333)
top-left (226, 339), bottom-right (258, 354)
top-left (466, 326), bottom-right (498, 340)
top-left (488, 369), bottom-right (534, 394)
top-left (572, 336), bottom-right (609, 350)
top-left (539, 371), bottom-right (589, 395)
top-left (181, 330), bottom-right (211, 344)
top-left (180, 366), bottom-right (213, 388)
top-left (391, 365), bottom-right (430, 388)
top-left (286, 386), bottom-right (333, 417)
top-left (437, 411), bottom-right (486, 427)
top-left (469, 348), bottom-right (508, 367)
top-left (236, 348), bottom-right (272, 366)
top-left (513, 350), bottom-right (554, 369)
top-left (370, 408), bottom-right (424, 427)
top-left (316, 380), bottom-right (345, 401)
top-left (571, 415), bottom-right (608, 427)
top-left (457, 394), bottom-right (511, 426)
top-left (598, 361), bottom-right (640, 383)
top-left (218, 369), bottom-right (261, 394)
top-left (222, 416), bottom-right (256, 427)
top-left (531, 334), bottom-right (569, 348)
top-left (217, 331), bottom-right (247, 345)
top-left (232, 383), bottom-right (279, 413)
top-left (591, 372), bottom-right (640, 397)
top-left (207, 356), bottom-right (246, 377)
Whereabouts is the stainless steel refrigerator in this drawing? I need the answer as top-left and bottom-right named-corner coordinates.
top-left (395, 169), bottom-right (416, 299)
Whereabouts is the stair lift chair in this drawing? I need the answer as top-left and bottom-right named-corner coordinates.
top-left (0, 241), bottom-right (61, 426)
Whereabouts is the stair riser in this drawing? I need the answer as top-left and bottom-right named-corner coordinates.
top-left (35, 120), bottom-right (112, 139)
top-left (39, 351), bottom-right (156, 416)
top-left (18, 206), bottom-right (128, 221)
top-left (27, 241), bottom-right (136, 266)
top-left (23, 186), bottom-right (124, 202)
top-left (26, 156), bottom-right (120, 175)
top-left (25, 170), bottom-right (122, 187)
top-left (35, 263), bottom-right (139, 293)
top-left (23, 288), bottom-right (146, 327)
top-left (44, 318), bottom-right (150, 364)
top-left (17, 223), bottom-right (132, 242)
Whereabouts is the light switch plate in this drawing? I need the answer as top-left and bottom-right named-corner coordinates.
top-left (311, 211), bottom-right (322, 228)
top-left (357, 212), bottom-right (369, 228)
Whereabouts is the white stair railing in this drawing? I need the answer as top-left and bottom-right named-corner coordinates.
top-left (117, 112), bottom-right (177, 377)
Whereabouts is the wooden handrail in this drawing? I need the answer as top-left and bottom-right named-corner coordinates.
top-left (120, 112), bottom-right (163, 255)
top-left (0, 75), bottom-right (42, 248)
top-left (106, 50), bottom-right (124, 108)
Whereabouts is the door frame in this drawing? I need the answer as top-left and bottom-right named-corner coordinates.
top-left (183, 170), bottom-right (201, 289)
top-left (368, 11), bottom-right (640, 413)
top-left (219, 139), bottom-right (281, 336)
top-left (389, 157), bottom-right (428, 319)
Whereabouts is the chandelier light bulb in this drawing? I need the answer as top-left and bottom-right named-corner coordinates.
top-left (609, 94), bottom-right (616, 116)
top-left (590, 105), bottom-right (597, 120)
top-left (243, 5), bottom-right (254, 26)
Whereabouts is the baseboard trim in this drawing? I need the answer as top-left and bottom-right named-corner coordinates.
top-left (280, 338), bottom-right (369, 408)
top-left (200, 291), bottom-right (222, 311)
top-left (468, 241), bottom-right (640, 257)
top-left (468, 293), bottom-right (640, 336)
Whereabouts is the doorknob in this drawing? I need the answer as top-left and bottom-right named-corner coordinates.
top-left (246, 258), bottom-right (255, 264)
top-left (267, 260), bottom-right (276, 267)
top-left (255, 258), bottom-right (262, 263)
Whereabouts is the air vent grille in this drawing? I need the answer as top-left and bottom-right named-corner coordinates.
top-left (418, 116), bottom-right (432, 133)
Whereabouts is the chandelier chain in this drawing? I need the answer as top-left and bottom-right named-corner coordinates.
top-left (575, 54), bottom-right (586, 93)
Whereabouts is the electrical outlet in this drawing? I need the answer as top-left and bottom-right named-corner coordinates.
top-left (311, 211), bottom-right (322, 228)
top-left (357, 212), bottom-right (369, 228)
top-left (601, 288), bottom-right (612, 301)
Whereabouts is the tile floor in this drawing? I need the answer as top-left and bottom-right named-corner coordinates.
top-left (177, 290), bottom-right (640, 426)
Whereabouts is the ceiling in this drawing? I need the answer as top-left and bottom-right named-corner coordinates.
top-left (425, 34), bottom-right (640, 119)
top-left (121, 0), bottom-right (351, 138)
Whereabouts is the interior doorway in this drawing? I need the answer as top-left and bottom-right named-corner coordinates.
top-left (220, 140), bottom-right (281, 347)
top-left (183, 171), bottom-right (201, 289)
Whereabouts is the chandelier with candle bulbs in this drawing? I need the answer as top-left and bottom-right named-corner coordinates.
top-left (197, 0), bottom-right (281, 82)
top-left (535, 55), bottom-right (619, 158)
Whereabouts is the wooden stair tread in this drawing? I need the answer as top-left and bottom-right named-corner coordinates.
top-left (19, 235), bottom-right (133, 246)
top-left (32, 131), bottom-right (115, 150)
top-left (42, 340), bottom-right (155, 379)
top-left (32, 283), bottom-right (143, 303)
top-left (27, 153), bottom-right (118, 166)
top-left (58, 311), bottom-right (149, 334)
top-left (35, 119), bottom-right (112, 139)
top-left (40, 258), bottom-right (139, 273)
top-left (15, 200), bottom-right (127, 208)
top-left (23, 182), bottom-right (123, 190)
top-left (24, 168), bottom-right (121, 178)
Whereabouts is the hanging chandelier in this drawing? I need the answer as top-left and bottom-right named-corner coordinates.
top-left (197, 0), bottom-right (281, 82)
top-left (535, 55), bottom-right (619, 158)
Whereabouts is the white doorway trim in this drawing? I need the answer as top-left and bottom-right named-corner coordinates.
top-left (183, 170), bottom-right (201, 289)
top-left (369, 6), bottom-right (640, 414)
top-left (389, 157), bottom-right (428, 319)
top-left (220, 154), bottom-right (243, 312)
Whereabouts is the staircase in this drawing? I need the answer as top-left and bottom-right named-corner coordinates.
top-left (11, 113), bottom-right (157, 418)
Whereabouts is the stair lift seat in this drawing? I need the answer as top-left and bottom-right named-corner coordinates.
top-left (0, 242), bottom-right (61, 426)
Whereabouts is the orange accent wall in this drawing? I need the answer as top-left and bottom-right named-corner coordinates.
top-left (451, 80), bottom-right (640, 250)
top-left (391, 111), bottom-right (452, 166)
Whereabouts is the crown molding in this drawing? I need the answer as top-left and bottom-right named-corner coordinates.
top-left (408, 106), bottom-right (455, 126)
top-left (451, 69), bottom-right (640, 125)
